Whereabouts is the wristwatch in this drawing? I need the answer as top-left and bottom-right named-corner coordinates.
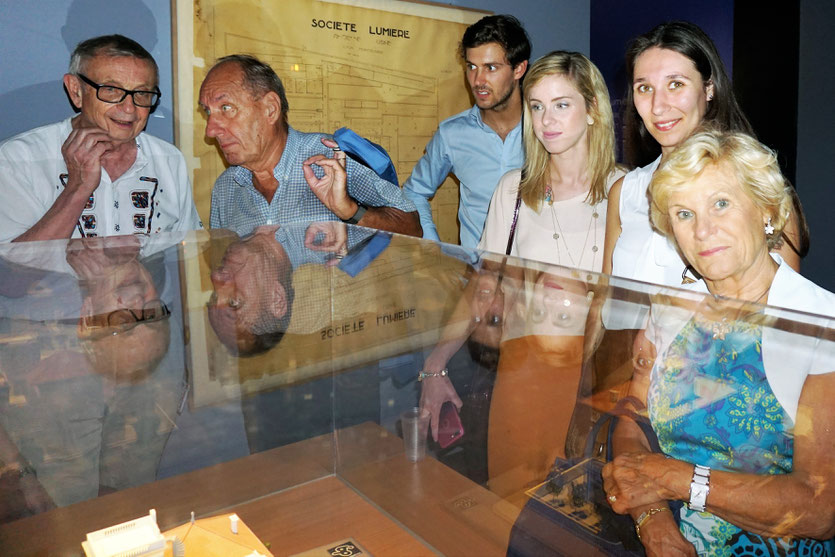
top-left (342, 202), bottom-right (368, 225)
top-left (688, 464), bottom-right (711, 512)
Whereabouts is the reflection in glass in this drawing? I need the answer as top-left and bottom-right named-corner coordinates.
top-left (0, 224), bottom-right (830, 557)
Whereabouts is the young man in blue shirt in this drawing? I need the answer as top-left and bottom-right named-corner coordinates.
top-left (403, 15), bottom-right (531, 248)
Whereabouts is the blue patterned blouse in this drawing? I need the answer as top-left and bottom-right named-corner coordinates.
top-left (649, 317), bottom-right (832, 556)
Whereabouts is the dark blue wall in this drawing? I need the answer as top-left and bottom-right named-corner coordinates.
top-left (590, 0), bottom-right (735, 162)
top-left (798, 0), bottom-right (835, 292)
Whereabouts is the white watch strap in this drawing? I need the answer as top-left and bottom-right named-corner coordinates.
top-left (688, 464), bottom-right (711, 512)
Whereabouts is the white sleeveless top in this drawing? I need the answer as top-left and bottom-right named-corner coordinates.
top-left (612, 156), bottom-right (686, 286)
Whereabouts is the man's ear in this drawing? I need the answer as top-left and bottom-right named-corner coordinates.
top-left (512, 60), bottom-right (528, 81)
top-left (266, 281), bottom-right (289, 320)
top-left (261, 91), bottom-right (283, 126)
top-left (64, 73), bottom-right (83, 111)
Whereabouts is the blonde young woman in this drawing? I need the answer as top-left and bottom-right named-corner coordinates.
top-left (420, 52), bottom-right (622, 500)
top-left (479, 51), bottom-right (622, 271)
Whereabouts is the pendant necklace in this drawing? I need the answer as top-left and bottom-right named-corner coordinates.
top-left (545, 184), bottom-right (599, 279)
top-left (707, 285), bottom-right (771, 340)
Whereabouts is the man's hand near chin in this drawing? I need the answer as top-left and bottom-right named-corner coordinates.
top-left (61, 125), bottom-right (114, 197)
top-left (12, 123), bottom-right (120, 242)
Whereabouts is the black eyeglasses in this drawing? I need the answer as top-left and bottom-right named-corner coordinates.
top-left (84, 299), bottom-right (171, 339)
top-left (77, 74), bottom-right (161, 108)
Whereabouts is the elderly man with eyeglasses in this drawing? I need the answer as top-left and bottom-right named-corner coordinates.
top-left (0, 34), bottom-right (202, 242)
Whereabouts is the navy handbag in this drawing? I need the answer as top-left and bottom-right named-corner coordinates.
top-left (506, 396), bottom-right (681, 556)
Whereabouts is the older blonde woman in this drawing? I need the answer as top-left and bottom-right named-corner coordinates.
top-left (602, 130), bottom-right (835, 556)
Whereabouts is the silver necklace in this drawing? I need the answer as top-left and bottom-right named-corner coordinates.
top-left (706, 285), bottom-right (771, 340)
top-left (546, 185), bottom-right (599, 277)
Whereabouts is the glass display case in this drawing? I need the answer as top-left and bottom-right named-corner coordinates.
top-left (0, 224), bottom-right (832, 556)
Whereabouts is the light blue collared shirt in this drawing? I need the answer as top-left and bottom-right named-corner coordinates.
top-left (402, 105), bottom-right (523, 248)
top-left (210, 127), bottom-right (416, 236)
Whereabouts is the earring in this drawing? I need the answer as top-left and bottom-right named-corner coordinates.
top-left (706, 94), bottom-right (713, 101)
top-left (764, 217), bottom-right (774, 235)
top-left (586, 114), bottom-right (594, 125)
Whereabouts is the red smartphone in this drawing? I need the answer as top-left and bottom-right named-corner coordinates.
top-left (437, 401), bottom-right (465, 448)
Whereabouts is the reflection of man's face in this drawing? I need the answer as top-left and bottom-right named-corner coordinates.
top-left (78, 259), bottom-right (170, 382)
top-left (207, 231), bottom-right (290, 354)
top-left (85, 320), bottom-right (170, 382)
top-left (208, 240), bottom-right (263, 351)
top-left (89, 259), bottom-right (157, 315)
top-left (470, 272), bottom-right (505, 349)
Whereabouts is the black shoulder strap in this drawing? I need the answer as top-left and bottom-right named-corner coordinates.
top-left (505, 192), bottom-right (522, 256)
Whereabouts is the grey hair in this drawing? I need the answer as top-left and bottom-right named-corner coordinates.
top-left (68, 34), bottom-right (159, 86)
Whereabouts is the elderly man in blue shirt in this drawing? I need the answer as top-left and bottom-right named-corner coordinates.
top-left (403, 15), bottom-right (531, 248)
top-left (200, 54), bottom-right (421, 237)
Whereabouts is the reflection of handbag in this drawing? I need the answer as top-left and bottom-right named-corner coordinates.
top-left (507, 396), bottom-right (681, 556)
